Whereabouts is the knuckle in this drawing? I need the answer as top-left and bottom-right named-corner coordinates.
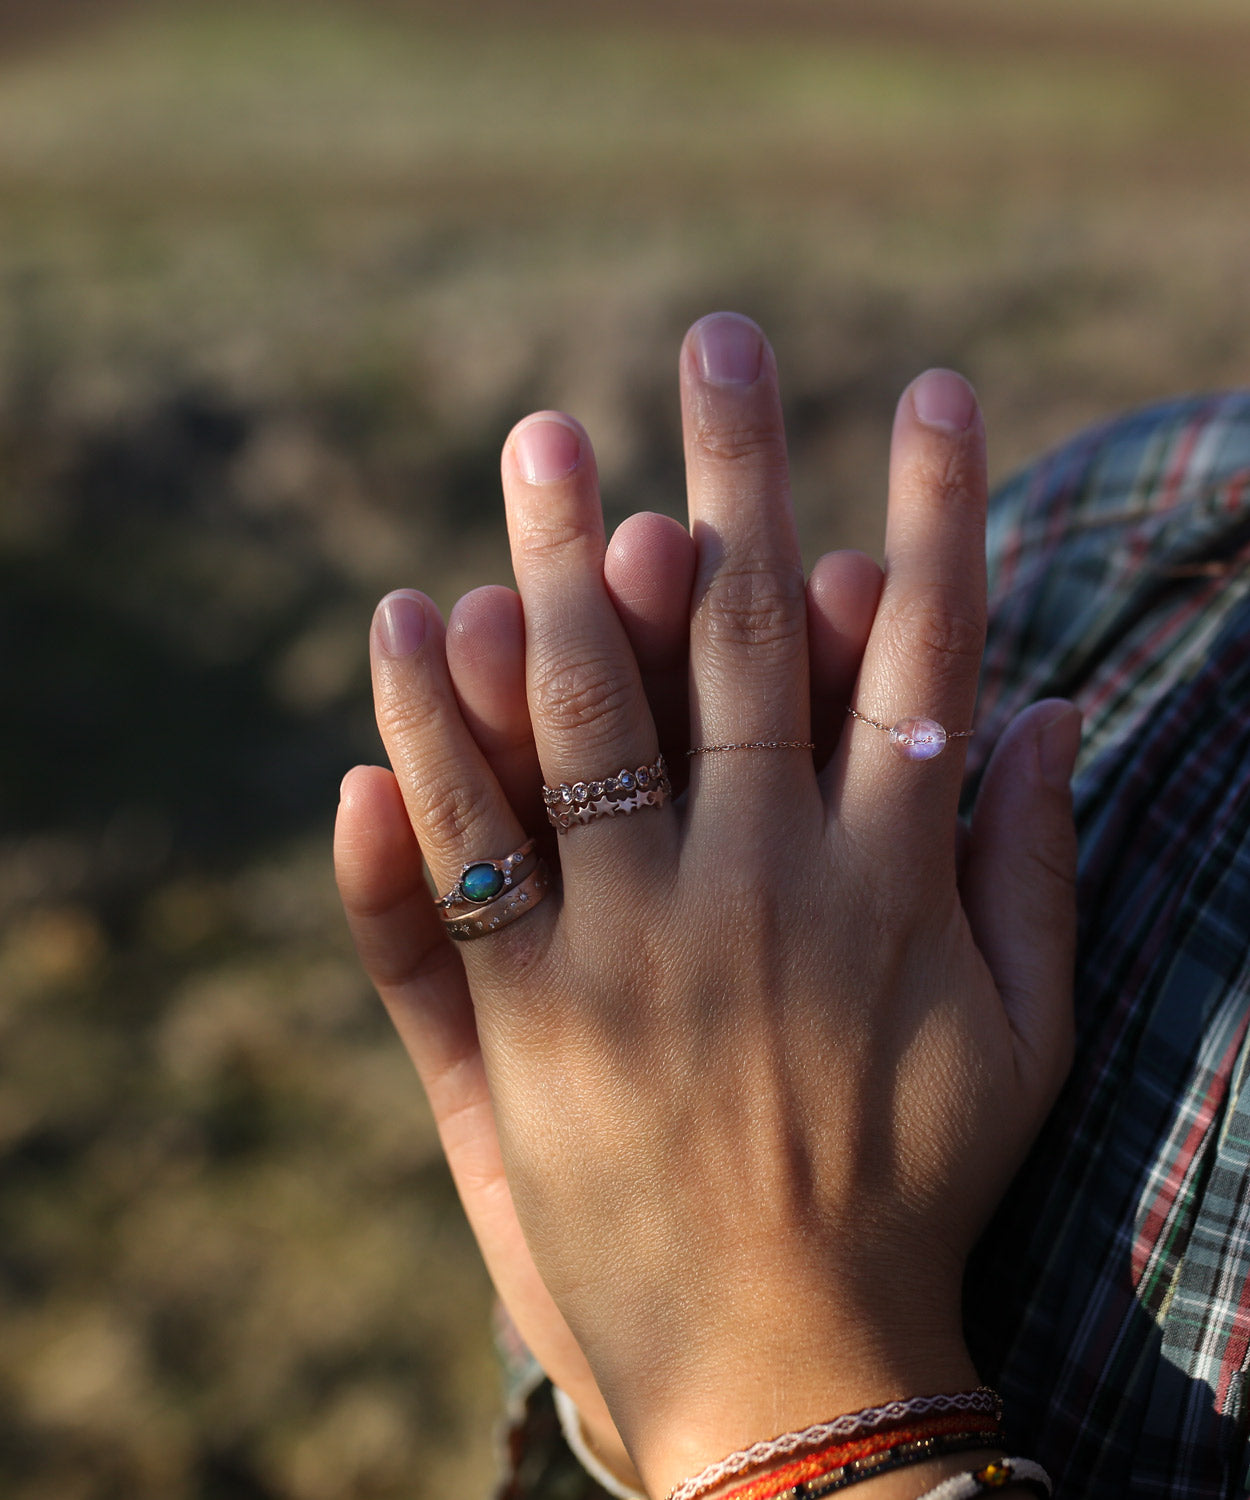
top-left (935, 445), bottom-right (984, 506)
top-left (906, 444), bottom-right (984, 511)
top-left (699, 564), bottom-right (805, 652)
top-left (413, 776), bottom-right (495, 854)
top-left (1026, 841), bottom-right (1079, 899)
top-left (530, 651), bottom-right (636, 746)
top-left (881, 592), bottom-right (984, 675)
top-left (691, 415), bottom-right (788, 471)
top-left (514, 510), bottom-right (595, 565)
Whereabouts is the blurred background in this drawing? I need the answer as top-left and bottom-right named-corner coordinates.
top-left (4, 0), bottom-right (1250, 1495)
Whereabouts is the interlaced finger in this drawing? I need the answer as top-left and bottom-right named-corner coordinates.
top-left (503, 413), bottom-right (675, 899)
top-left (835, 370), bottom-right (988, 864)
top-left (371, 589), bottom-right (553, 961)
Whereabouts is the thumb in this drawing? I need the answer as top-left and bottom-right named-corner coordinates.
top-left (962, 698), bottom-right (1082, 1101)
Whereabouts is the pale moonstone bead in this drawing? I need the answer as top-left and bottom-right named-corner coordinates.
top-left (889, 717), bottom-right (947, 761)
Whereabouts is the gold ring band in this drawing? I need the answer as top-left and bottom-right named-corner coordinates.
top-left (442, 861), bottom-right (552, 942)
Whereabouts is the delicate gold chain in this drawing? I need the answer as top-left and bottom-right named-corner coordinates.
top-left (687, 740), bottom-right (815, 755)
top-left (846, 707), bottom-right (974, 739)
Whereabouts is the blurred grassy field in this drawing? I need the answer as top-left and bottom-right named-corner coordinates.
top-left (5, 2), bottom-right (1250, 1496)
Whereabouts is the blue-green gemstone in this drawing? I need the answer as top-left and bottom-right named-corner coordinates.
top-left (461, 863), bottom-right (504, 903)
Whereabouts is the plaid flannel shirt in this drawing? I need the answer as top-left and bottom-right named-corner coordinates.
top-left (966, 392), bottom-right (1250, 1497)
top-left (499, 394), bottom-right (1250, 1499)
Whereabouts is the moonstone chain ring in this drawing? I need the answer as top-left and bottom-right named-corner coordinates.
top-left (846, 707), bottom-right (974, 763)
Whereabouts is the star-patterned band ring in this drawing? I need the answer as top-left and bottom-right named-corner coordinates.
top-left (846, 707), bottom-right (974, 763)
top-left (436, 838), bottom-right (536, 910)
top-left (543, 755), bottom-right (671, 834)
top-left (442, 862), bottom-right (552, 942)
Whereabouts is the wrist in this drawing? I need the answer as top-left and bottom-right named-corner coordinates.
top-left (622, 1316), bottom-right (981, 1498)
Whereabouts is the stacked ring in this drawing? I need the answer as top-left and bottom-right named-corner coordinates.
top-left (442, 862), bottom-right (552, 942)
top-left (542, 755), bottom-right (672, 834)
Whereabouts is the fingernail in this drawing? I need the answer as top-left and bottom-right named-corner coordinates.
top-left (513, 416), bottom-right (582, 485)
top-left (911, 369), bottom-right (977, 432)
top-left (376, 590), bottom-right (426, 657)
top-left (1037, 702), bottom-right (1082, 790)
top-left (692, 312), bottom-right (763, 387)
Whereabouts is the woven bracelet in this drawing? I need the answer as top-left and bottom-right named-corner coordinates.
top-left (667, 1389), bottom-right (1003, 1500)
top-left (725, 1432), bottom-right (1005, 1500)
top-left (717, 1414), bottom-right (1003, 1500)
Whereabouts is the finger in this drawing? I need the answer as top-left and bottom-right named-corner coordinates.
top-left (371, 590), bottom-right (551, 956)
top-left (335, 764), bottom-right (481, 1086)
top-left (961, 699), bottom-right (1080, 1106)
top-left (807, 548), bottom-right (883, 774)
top-left (680, 313), bottom-right (817, 822)
top-left (604, 510), bottom-right (695, 785)
top-left (335, 766), bottom-right (598, 1417)
top-left (445, 586), bottom-right (544, 832)
top-left (839, 369), bottom-right (988, 850)
top-left (503, 413), bottom-right (674, 885)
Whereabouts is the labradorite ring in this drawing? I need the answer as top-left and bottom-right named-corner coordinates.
top-left (436, 838), bottom-right (536, 911)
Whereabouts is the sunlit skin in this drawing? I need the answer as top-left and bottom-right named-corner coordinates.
top-left (335, 314), bottom-right (1080, 1499)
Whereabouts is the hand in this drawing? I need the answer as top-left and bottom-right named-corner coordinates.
top-left (336, 314), bottom-right (1081, 1497)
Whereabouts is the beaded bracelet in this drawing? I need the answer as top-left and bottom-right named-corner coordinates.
top-left (913, 1458), bottom-right (1052, 1500)
top-left (667, 1389), bottom-right (1003, 1500)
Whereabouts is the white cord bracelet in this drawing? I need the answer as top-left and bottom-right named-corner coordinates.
top-left (552, 1386), bottom-right (647, 1500)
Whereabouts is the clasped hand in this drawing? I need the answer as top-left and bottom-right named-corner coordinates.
top-left (335, 314), bottom-right (1080, 1498)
